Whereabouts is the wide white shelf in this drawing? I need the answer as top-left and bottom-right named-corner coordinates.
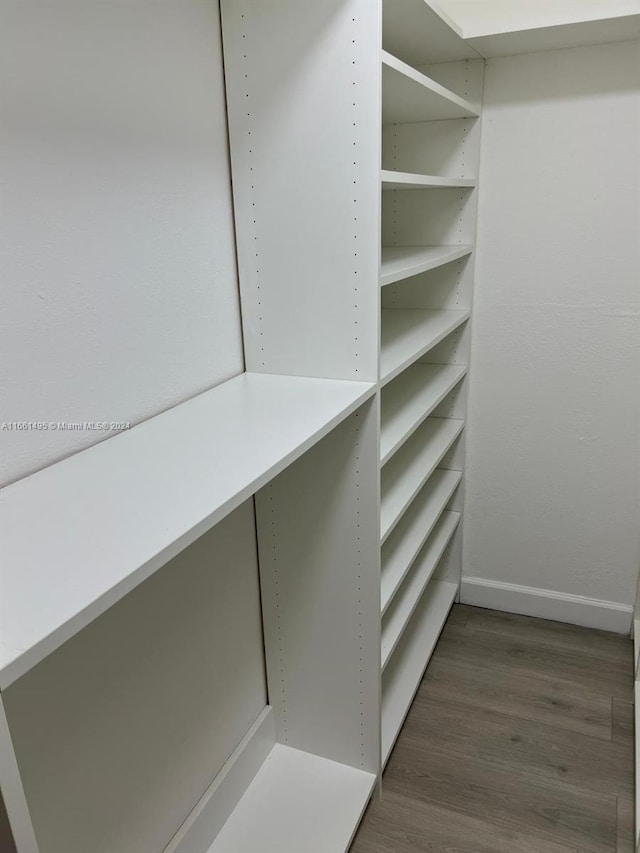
top-left (381, 363), bottom-right (467, 464)
top-left (466, 15), bottom-right (640, 59)
top-left (380, 416), bottom-right (464, 543)
top-left (382, 476), bottom-right (461, 614)
top-left (381, 170), bottom-right (475, 191)
top-left (208, 744), bottom-right (376, 853)
top-left (382, 510), bottom-right (460, 670)
top-left (382, 579), bottom-right (458, 765)
top-left (0, 372), bottom-right (375, 689)
top-left (381, 308), bottom-right (470, 386)
top-left (381, 245), bottom-right (473, 287)
top-left (383, 0), bottom-right (481, 66)
top-left (382, 50), bottom-right (478, 124)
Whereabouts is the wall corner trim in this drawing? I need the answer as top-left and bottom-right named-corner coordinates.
top-left (460, 576), bottom-right (633, 634)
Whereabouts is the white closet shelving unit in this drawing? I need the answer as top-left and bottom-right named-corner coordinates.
top-left (378, 0), bottom-right (483, 768)
top-left (0, 2), bottom-right (483, 852)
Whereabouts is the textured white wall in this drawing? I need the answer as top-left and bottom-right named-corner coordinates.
top-left (464, 40), bottom-right (640, 610)
top-left (0, 0), bottom-right (244, 486)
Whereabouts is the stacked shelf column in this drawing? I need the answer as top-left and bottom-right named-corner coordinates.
top-left (379, 4), bottom-right (483, 766)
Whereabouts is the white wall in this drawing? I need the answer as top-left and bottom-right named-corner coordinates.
top-left (462, 40), bottom-right (640, 627)
top-left (437, 0), bottom-right (640, 36)
top-left (0, 0), bottom-right (244, 486)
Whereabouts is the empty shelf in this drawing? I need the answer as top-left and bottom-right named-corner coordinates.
top-left (383, 0), bottom-right (481, 66)
top-left (208, 744), bottom-right (376, 853)
top-left (380, 417), bottom-right (464, 543)
top-left (381, 245), bottom-right (473, 286)
top-left (381, 363), bottom-right (467, 464)
top-left (382, 476), bottom-right (461, 614)
top-left (465, 17), bottom-right (640, 60)
top-left (0, 372), bottom-right (375, 689)
top-left (381, 309), bottom-right (470, 386)
top-left (382, 170), bottom-right (475, 190)
top-left (382, 51), bottom-right (478, 124)
top-left (382, 511), bottom-right (461, 669)
top-left (382, 579), bottom-right (458, 765)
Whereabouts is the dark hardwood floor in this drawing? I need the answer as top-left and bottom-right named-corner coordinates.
top-left (351, 604), bottom-right (634, 853)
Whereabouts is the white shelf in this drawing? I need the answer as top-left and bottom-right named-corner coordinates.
top-left (382, 477), bottom-right (461, 614)
top-left (383, 0), bottom-right (481, 66)
top-left (380, 417), bottom-right (464, 543)
top-left (381, 363), bottom-right (467, 464)
top-left (381, 245), bottom-right (473, 286)
top-left (208, 744), bottom-right (376, 853)
top-left (0, 372), bottom-right (375, 689)
top-left (382, 510), bottom-right (460, 669)
top-left (382, 579), bottom-right (458, 765)
top-left (382, 170), bottom-right (475, 190)
top-left (382, 51), bottom-right (478, 124)
top-left (466, 15), bottom-right (640, 59)
top-left (381, 308), bottom-right (470, 386)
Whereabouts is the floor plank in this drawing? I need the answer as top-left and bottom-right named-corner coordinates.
top-left (384, 736), bottom-right (617, 853)
top-left (443, 603), bottom-right (470, 628)
top-left (437, 621), bottom-right (633, 701)
top-left (403, 692), bottom-right (632, 797)
top-left (351, 604), bottom-right (634, 853)
top-left (462, 607), bottom-right (632, 661)
top-left (616, 796), bottom-right (635, 853)
top-left (350, 789), bottom-right (580, 853)
top-left (612, 699), bottom-right (634, 745)
top-left (422, 656), bottom-right (613, 741)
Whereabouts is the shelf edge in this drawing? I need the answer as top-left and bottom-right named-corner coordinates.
top-left (380, 311), bottom-right (470, 386)
top-left (381, 50), bottom-right (479, 119)
top-left (380, 365), bottom-right (467, 465)
top-left (381, 512), bottom-right (461, 668)
top-left (380, 245), bottom-right (473, 287)
top-left (380, 418), bottom-right (464, 544)
top-left (382, 580), bottom-right (459, 766)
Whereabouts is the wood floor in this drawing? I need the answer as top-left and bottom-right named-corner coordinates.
top-left (351, 604), bottom-right (634, 853)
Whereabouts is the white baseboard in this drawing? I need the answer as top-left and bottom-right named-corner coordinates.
top-left (164, 706), bottom-right (275, 853)
top-left (460, 577), bottom-right (633, 634)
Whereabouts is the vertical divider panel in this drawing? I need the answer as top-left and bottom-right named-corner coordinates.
top-left (220, 0), bottom-right (381, 382)
top-left (255, 400), bottom-right (380, 774)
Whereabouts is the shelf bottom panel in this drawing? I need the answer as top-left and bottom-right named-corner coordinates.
top-left (208, 744), bottom-right (376, 853)
top-left (382, 579), bottom-right (458, 766)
